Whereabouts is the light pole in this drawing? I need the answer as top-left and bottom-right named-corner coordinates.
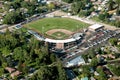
top-left (76, 25), bottom-right (78, 32)
top-left (42, 26), bottom-right (44, 36)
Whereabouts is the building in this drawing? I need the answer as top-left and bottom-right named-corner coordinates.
top-left (88, 24), bottom-right (104, 31)
top-left (5, 67), bottom-right (16, 73)
top-left (10, 71), bottom-right (22, 79)
top-left (81, 77), bottom-right (88, 80)
top-left (64, 56), bottom-right (85, 68)
top-left (0, 1), bottom-right (3, 8)
top-left (28, 30), bottom-right (83, 50)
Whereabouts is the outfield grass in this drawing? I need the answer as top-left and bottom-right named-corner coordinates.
top-left (24, 17), bottom-right (90, 33)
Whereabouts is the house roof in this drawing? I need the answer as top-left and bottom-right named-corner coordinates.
top-left (11, 71), bottom-right (22, 78)
top-left (5, 67), bottom-right (16, 73)
top-left (81, 77), bottom-right (88, 80)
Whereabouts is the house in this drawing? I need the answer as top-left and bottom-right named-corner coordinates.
top-left (102, 54), bottom-right (115, 59)
top-left (91, 12), bottom-right (98, 16)
top-left (103, 66), bottom-right (113, 77)
top-left (10, 71), bottom-right (22, 79)
top-left (5, 67), bottom-right (16, 73)
top-left (108, 77), bottom-right (120, 80)
top-left (90, 77), bottom-right (96, 80)
top-left (81, 77), bottom-right (89, 80)
top-left (94, 71), bottom-right (99, 76)
top-left (0, 16), bottom-right (3, 24)
top-left (90, 0), bottom-right (97, 2)
top-left (0, 1), bottom-right (3, 8)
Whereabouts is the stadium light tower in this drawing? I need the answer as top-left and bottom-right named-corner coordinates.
top-left (76, 25), bottom-right (78, 32)
top-left (42, 26), bottom-right (44, 36)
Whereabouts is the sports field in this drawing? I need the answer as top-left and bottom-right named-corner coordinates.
top-left (24, 17), bottom-right (90, 39)
top-left (24, 17), bottom-right (89, 32)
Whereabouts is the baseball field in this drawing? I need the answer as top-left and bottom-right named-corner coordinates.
top-left (24, 17), bottom-right (90, 39)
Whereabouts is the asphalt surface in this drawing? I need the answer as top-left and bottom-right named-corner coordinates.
top-left (62, 29), bottom-right (120, 66)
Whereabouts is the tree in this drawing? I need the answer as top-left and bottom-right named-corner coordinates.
top-left (81, 65), bottom-right (91, 77)
top-left (106, 0), bottom-right (115, 11)
top-left (115, 0), bottom-right (120, 15)
top-left (71, 1), bottom-right (85, 14)
top-left (13, 47), bottom-right (24, 61)
top-left (57, 60), bottom-right (67, 80)
top-left (0, 68), bottom-right (4, 76)
top-left (99, 14), bottom-right (105, 21)
top-left (47, 2), bottom-right (55, 11)
top-left (90, 57), bottom-right (98, 67)
top-left (109, 38), bottom-right (118, 46)
top-left (62, 0), bottom-right (73, 3)
top-left (1, 46), bottom-right (11, 57)
top-left (88, 48), bottom-right (96, 58)
top-left (3, 10), bottom-right (25, 24)
top-left (115, 21), bottom-right (120, 27)
top-left (35, 65), bottom-right (52, 80)
top-left (96, 67), bottom-right (107, 80)
top-left (50, 53), bottom-right (56, 63)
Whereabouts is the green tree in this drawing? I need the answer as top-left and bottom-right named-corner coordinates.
top-left (115, 21), bottom-right (120, 27)
top-left (0, 68), bottom-right (4, 76)
top-left (90, 57), bottom-right (98, 67)
top-left (71, 1), bottom-right (85, 14)
top-left (96, 67), bottom-right (107, 80)
top-left (81, 65), bottom-right (91, 77)
top-left (57, 60), bottom-right (67, 80)
top-left (1, 46), bottom-right (11, 57)
top-left (62, 0), bottom-right (73, 3)
top-left (47, 2), bottom-right (55, 11)
top-left (115, 0), bottom-right (120, 15)
top-left (35, 65), bottom-right (52, 80)
top-left (50, 53), bottom-right (56, 63)
top-left (106, 0), bottom-right (115, 11)
top-left (109, 38), bottom-right (118, 46)
top-left (3, 10), bottom-right (25, 24)
top-left (13, 47), bottom-right (24, 60)
top-left (99, 14), bottom-right (105, 21)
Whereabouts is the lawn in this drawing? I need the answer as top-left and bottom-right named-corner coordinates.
top-left (24, 17), bottom-right (90, 34)
top-left (50, 31), bottom-right (69, 40)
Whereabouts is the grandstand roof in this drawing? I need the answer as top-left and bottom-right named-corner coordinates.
top-left (89, 24), bottom-right (104, 30)
top-left (45, 37), bottom-right (81, 43)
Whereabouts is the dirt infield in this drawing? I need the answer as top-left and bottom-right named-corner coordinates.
top-left (46, 29), bottom-right (73, 36)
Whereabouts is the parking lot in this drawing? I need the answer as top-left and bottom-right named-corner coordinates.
top-left (61, 29), bottom-right (120, 63)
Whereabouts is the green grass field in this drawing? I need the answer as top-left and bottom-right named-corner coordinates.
top-left (24, 17), bottom-right (90, 33)
top-left (50, 31), bottom-right (69, 40)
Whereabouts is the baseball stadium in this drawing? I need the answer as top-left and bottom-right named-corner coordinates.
top-left (24, 16), bottom-right (90, 49)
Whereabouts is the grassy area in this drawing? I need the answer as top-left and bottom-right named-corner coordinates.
top-left (50, 31), bottom-right (69, 40)
top-left (24, 17), bottom-right (90, 34)
top-left (90, 16), bottom-right (101, 22)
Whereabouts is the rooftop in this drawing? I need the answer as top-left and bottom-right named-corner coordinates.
top-left (81, 77), bottom-right (88, 80)
top-left (89, 24), bottom-right (104, 30)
